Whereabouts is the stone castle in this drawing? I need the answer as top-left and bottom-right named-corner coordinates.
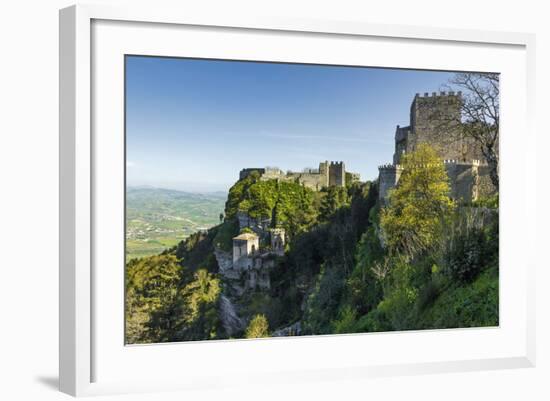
top-left (239, 161), bottom-right (360, 191)
top-left (215, 217), bottom-right (286, 295)
top-left (213, 217), bottom-right (287, 334)
top-left (378, 91), bottom-right (497, 202)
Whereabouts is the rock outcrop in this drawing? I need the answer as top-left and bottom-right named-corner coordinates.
top-left (219, 295), bottom-right (245, 336)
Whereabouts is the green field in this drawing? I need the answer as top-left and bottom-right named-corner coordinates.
top-left (126, 187), bottom-right (226, 261)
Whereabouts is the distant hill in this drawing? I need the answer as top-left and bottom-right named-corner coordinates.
top-left (126, 187), bottom-right (226, 260)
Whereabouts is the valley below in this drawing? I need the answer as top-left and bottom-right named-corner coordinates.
top-left (126, 187), bottom-right (226, 260)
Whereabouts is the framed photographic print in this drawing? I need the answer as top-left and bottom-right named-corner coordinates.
top-left (59, 4), bottom-right (536, 397)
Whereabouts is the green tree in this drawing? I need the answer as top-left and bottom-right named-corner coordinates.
top-left (168, 269), bottom-right (222, 341)
top-left (381, 144), bottom-right (455, 257)
top-left (303, 264), bottom-right (346, 334)
top-left (245, 314), bottom-right (270, 338)
top-left (125, 254), bottom-right (183, 343)
top-left (319, 186), bottom-right (349, 221)
top-left (225, 175), bottom-right (318, 238)
top-left (346, 226), bottom-right (385, 315)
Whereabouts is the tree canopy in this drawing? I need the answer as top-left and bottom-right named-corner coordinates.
top-left (381, 144), bottom-right (455, 256)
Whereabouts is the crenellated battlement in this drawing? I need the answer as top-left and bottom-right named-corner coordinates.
top-left (379, 90), bottom-right (496, 203)
top-left (415, 91), bottom-right (462, 98)
top-left (443, 159), bottom-right (485, 165)
top-left (378, 164), bottom-right (403, 170)
top-left (242, 160), bottom-right (358, 190)
top-left (380, 160), bottom-right (485, 171)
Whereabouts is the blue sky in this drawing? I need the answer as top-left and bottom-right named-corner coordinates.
top-left (126, 56), bottom-right (456, 192)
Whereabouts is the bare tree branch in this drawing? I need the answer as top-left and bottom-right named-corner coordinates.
top-left (441, 73), bottom-right (500, 190)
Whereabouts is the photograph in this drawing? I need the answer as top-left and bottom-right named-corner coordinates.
top-left (124, 56), bottom-right (499, 344)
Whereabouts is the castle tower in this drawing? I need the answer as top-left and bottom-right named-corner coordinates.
top-left (393, 125), bottom-right (411, 165)
top-left (232, 232), bottom-right (259, 269)
top-left (318, 161), bottom-right (330, 187)
top-left (328, 161), bottom-right (345, 187)
top-left (379, 91), bottom-right (497, 203)
top-left (408, 91), bottom-right (467, 161)
top-left (269, 228), bottom-right (286, 256)
top-left (378, 164), bottom-right (404, 202)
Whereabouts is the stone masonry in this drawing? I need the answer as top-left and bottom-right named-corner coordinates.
top-left (379, 91), bottom-right (497, 203)
top-left (239, 161), bottom-right (358, 191)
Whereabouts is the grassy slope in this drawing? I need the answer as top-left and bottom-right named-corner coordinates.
top-left (418, 265), bottom-right (499, 329)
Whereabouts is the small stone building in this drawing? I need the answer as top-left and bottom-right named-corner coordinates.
top-left (232, 232), bottom-right (259, 269)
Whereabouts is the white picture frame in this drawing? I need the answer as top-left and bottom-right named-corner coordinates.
top-left (59, 4), bottom-right (536, 397)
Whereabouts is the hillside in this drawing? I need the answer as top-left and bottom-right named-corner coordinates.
top-left (126, 187), bottom-right (226, 260)
top-left (125, 148), bottom-right (499, 344)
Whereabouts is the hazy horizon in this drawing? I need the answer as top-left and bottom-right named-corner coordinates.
top-left (127, 183), bottom-right (228, 195)
top-left (126, 56), bottom-right (457, 192)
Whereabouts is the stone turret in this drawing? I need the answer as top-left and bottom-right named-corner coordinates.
top-left (318, 161), bottom-right (330, 187)
top-left (378, 164), bottom-right (403, 202)
top-left (328, 161), bottom-right (345, 187)
top-left (232, 232), bottom-right (259, 269)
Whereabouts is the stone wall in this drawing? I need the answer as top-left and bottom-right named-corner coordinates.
top-left (239, 168), bottom-right (265, 180)
top-left (378, 91), bottom-right (497, 203)
top-left (378, 164), bottom-right (403, 202)
top-left (476, 165), bottom-right (497, 199)
top-left (285, 171), bottom-right (326, 190)
top-left (237, 211), bottom-right (271, 235)
top-left (408, 92), bottom-right (485, 163)
top-left (232, 233), bottom-right (259, 268)
top-left (393, 125), bottom-right (411, 164)
top-left (244, 257), bottom-right (274, 291)
top-left (328, 161), bottom-right (345, 187)
top-left (242, 160), bottom-right (354, 191)
top-left (261, 167), bottom-right (285, 180)
top-left (379, 160), bottom-right (497, 203)
top-left (444, 161), bottom-right (479, 202)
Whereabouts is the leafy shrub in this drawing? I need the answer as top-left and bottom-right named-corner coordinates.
top-left (346, 227), bottom-right (384, 315)
top-left (246, 314), bottom-right (269, 338)
top-left (417, 266), bottom-right (499, 329)
top-left (441, 207), bottom-right (497, 283)
top-left (157, 269), bottom-right (222, 342)
top-left (211, 219), bottom-right (239, 252)
top-left (416, 276), bottom-right (443, 312)
top-left (372, 257), bottom-right (418, 331)
top-left (302, 264), bottom-right (346, 334)
top-left (225, 174), bottom-right (318, 238)
top-left (332, 305), bottom-right (358, 334)
top-left (444, 228), bottom-right (486, 282)
top-left (319, 186), bottom-right (350, 221)
top-left (471, 194), bottom-right (499, 209)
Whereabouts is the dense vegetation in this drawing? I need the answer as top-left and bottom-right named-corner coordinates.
top-left (125, 145), bottom-right (498, 344)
